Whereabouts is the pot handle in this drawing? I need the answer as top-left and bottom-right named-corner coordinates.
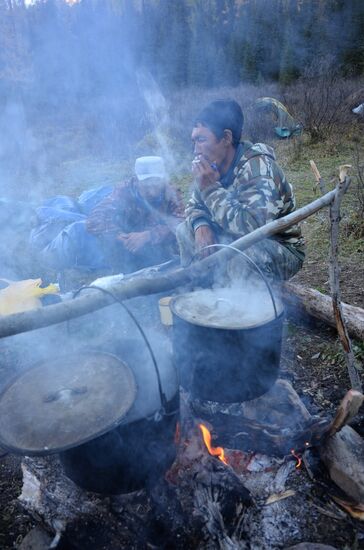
top-left (198, 243), bottom-right (279, 319)
top-left (71, 286), bottom-right (171, 418)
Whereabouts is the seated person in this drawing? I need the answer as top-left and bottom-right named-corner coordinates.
top-left (31, 156), bottom-right (184, 274)
top-left (86, 156), bottom-right (184, 273)
top-left (177, 99), bottom-right (305, 283)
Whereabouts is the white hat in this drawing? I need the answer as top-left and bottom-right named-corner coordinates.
top-left (134, 156), bottom-right (166, 181)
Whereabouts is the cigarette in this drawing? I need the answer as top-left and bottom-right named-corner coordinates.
top-left (192, 156), bottom-right (218, 171)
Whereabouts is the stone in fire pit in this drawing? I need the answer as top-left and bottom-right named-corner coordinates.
top-left (189, 379), bottom-right (330, 456)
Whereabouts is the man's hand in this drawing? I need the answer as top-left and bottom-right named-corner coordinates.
top-left (195, 225), bottom-right (217, 258)
top-left (117, 231), bottom-right (151, 253)
top-left (192, 155), bottom-right (220, 191)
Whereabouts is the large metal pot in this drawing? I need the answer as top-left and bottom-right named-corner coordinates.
top-left (0, 307), bottom-right (179, 495)
top-left (59, 335), bottom-right (179, 494)
top-left (171, 285), bottom-right (284, 403)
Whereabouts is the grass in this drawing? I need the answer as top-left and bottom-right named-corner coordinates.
top-left (52, 158), bottom-right (131, 198)
top-left (273, 129), bottom-right (364, 306)
top-left (276, 131), bottom-right (364, 233)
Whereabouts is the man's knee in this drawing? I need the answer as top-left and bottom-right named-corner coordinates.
top-left (229, 240), bottom-right (302, 282)
top-left (263, 241), bottom-right (303, 280)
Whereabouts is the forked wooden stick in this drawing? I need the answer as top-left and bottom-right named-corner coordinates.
top-left (310, 159), bottom-right (327, 194)
top-left (328, 165), bottom-right (362, 391)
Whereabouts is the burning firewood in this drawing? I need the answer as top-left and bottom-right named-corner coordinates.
top-left (194, 412), bottom-right (330, 456)
top-left (189, 380), bottom-right (332, 457)
top-left (165, 413), bottom-right (253, 547)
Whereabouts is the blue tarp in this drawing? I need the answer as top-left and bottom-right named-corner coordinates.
top-left (78, 185), bottom-right (113, 214)
top-left (30, 185), bottom-right (113, 271)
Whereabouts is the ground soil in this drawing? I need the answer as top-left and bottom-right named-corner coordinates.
top-left (0, 455), bottom-right (33, 550)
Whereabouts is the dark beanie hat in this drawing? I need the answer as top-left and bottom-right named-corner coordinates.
top-left (194, 99), bottom-right (244, 146)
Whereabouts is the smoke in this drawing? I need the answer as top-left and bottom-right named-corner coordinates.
top-left (136, 71), bottom-right (175, 171)
top-left (0, 1), bottom-right (361, 495)
top-left (0, 0), bottom-right (361, 200)
top-left (0, 1), bottom-right (176, 279)
top-left (0, 1), bottom-right (153, 200)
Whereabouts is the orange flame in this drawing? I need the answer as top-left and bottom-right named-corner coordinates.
top-left (199, 423), bottom-right (227, 464)
top-left (290, 449), bottom-right (302, 469)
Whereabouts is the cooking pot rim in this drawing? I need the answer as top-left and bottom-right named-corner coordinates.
top-left (0, 351), bottom-right (138, 457)
top-left (170, 289), bottom-right (284, 330)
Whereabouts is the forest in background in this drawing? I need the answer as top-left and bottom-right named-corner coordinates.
top-left (0, 0), bottom-right (363, 198)
top-left (1, 0), bottom-right (364, 91)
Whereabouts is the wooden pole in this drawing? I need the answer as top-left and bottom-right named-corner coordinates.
top-left (0, 188), bottom-right (337, 339)
top-left (328, 167), bottom-right (362, 392)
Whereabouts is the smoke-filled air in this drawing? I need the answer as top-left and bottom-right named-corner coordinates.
top-left (0, 1), bottom-right (363, 549)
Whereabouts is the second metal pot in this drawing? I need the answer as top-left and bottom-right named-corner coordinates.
top-left (171, 286), bottom-right (284, 403)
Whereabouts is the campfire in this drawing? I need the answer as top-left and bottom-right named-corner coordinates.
top-left (199, 423), bottom-right (303, 471)
top-left (199, 423), bottom-right (227, 464)
top-left (290, 448), bottom-right (303, 469)
top-left (16, 373), bottom-right (364, 548)
top-left (1, 227), bottom-right (364, 547)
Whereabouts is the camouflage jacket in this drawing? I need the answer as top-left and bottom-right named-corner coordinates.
top-left (186, 142), bottom-right (304, 255)
top-left (86, 177), bottom-right (185, 246)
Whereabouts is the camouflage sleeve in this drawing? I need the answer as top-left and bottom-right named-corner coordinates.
top-left (199, 156), bottom-right (295, 237)
top-left (185, 187), bottom-right (214, 230)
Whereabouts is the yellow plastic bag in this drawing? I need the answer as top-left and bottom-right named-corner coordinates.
top-left (0, 278), bottom-right (59, 316)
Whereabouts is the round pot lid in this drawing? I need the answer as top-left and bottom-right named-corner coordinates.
top-left (0, 352), bottom-right (137, 455)
top-left (171, 286), bottom-right (284, 330)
